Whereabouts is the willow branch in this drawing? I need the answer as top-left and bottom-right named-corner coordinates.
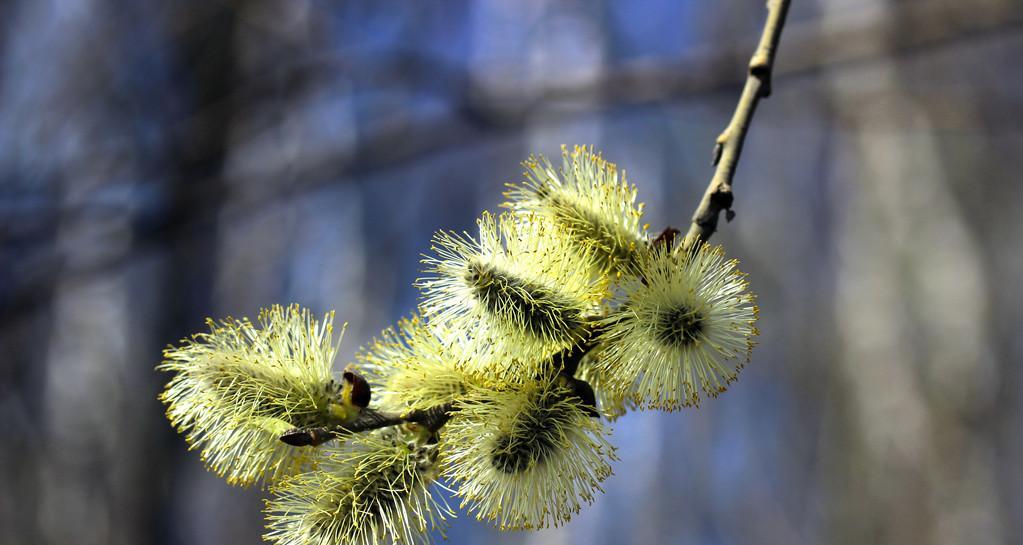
top-left (280, 404), bottom-right (454, 446)
top-left (681, 0), bottom-right (792, 251)
top-left (280, 331), bottom-right (607, 447)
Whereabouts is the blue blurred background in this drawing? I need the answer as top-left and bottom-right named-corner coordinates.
top-left (2, 1), bottom-right (1022, 544)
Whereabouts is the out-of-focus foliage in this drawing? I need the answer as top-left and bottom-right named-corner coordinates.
top-left (2, 1), bottom-right (1023, 545)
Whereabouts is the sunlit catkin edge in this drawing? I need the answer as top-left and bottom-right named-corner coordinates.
top-left (598, 244), bottom-right (759, 410)
top-left (356, 314), bottom-right (480, 413)
top-left (504, 145), bottom-right (648, 277)
top-left (264, 428), bottom-right (453, 545)
top-left (157, 304), bottom-right (345, 486)
top-left (441, 375), bottom-right (617, 530)
top-left (416, 211), bottom-right (606, 381)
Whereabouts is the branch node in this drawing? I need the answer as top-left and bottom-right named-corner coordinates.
top-left (749, 54), bottom-right (770, 78)
top-left (750, 56), bottom-right (774, 97)
top-left (709, 186), bottom-right (734, 212)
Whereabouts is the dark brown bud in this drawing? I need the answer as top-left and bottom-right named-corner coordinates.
top-left (342, 369), bottom-right (372, 408)
top-left (280, 428), bottom-right (315, 446)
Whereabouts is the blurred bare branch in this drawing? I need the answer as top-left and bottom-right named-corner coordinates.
top-left (3, 0), bottom-right (1021, 330)
top-left (681, 0), bottom-right (791, 250)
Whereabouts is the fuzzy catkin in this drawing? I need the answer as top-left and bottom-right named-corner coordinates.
top-left (504, 145), bottom-right (648, 277)
top-left (598, 244), bottom-right (759, 409)
top-left (357, 314), bottom-right (477, 412)
top-left (159, 304), bottom-right (346, 486)
top-left (265, 428), bottom-right (451, 545)
top-left (442, 374), bottom-right (617, 529)
top-left (417, 211), bottom-right (605, 380)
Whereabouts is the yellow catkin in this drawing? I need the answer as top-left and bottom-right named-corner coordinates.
top-left (357, 314), bottom-right (479, 412)
top-left (158, 304), bottom-right (347, 486)
top-left (264, 428), bottom-right (452, 545)
top-left (417, 211), bottom-right (605, 380)
top-left (504, 145), bottom-right (648, 277)
top-left (442, 374), bottom-right (617, 530)
top-left (598, 244), bottom-right (759, 410)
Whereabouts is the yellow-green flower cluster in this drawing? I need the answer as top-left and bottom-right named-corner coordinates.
top-left (157, 146), bottom-right (762, 544)
top-left (159, 304), bottom-right (350, 486)
top-left (357, 315), bottom-right (475, 413)
top-left (504, 145), bottom-right (648, 276)
top-left (442, 373), bottom-right (616, 529)
top-left (417, 210), bottom-right (605, 379)
top-left (265, 428), bottom-right (452, 545)
top-left (597, 244), bottom-right (759, 409)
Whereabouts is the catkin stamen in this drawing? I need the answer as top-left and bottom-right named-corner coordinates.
top-left (465, 260), bottom-right (582, 344)
top-left (655, 305), bottom-right (704, 348)
top-left (489, 401), bottom-right (571, 473)
top-left (540, 190), bottom-right (639, 269)
top-left (265, 429), bottom-right (449, 545)
top-left (597, 244), bottom-right (758, 410)
top-left (443, 375), bottom-right (616, 529)
top-left (158, 304), bottom-right (345, 486)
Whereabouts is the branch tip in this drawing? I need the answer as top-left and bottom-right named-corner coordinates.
top-left (680, 0), bottom-right (790, 250)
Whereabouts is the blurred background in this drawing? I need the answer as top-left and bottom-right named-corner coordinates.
top-left (2, 1), bottom-right (1022, 544)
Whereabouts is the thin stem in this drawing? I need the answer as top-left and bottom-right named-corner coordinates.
top-left (280, 404), bottom-right (454, 446)
top-left (281, 329), bottom-right (607, 447)
top-left (681, 0), bottom-right (792, 251)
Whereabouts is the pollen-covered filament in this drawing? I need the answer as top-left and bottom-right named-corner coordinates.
top-left (655, 304), bottom-right (704, 348)
top-left (307, 442), bottom-right (433, 533)
top-left (205, 368), bottom-right (346, 429)
top-left (538, 188), bottom-right (639, 270)
top-left (464, 259), bottom-right (582, 343)
top-left (265, 429), bottom-right (449, 545)
top-left (488, 401), bottom-right (571, 474)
